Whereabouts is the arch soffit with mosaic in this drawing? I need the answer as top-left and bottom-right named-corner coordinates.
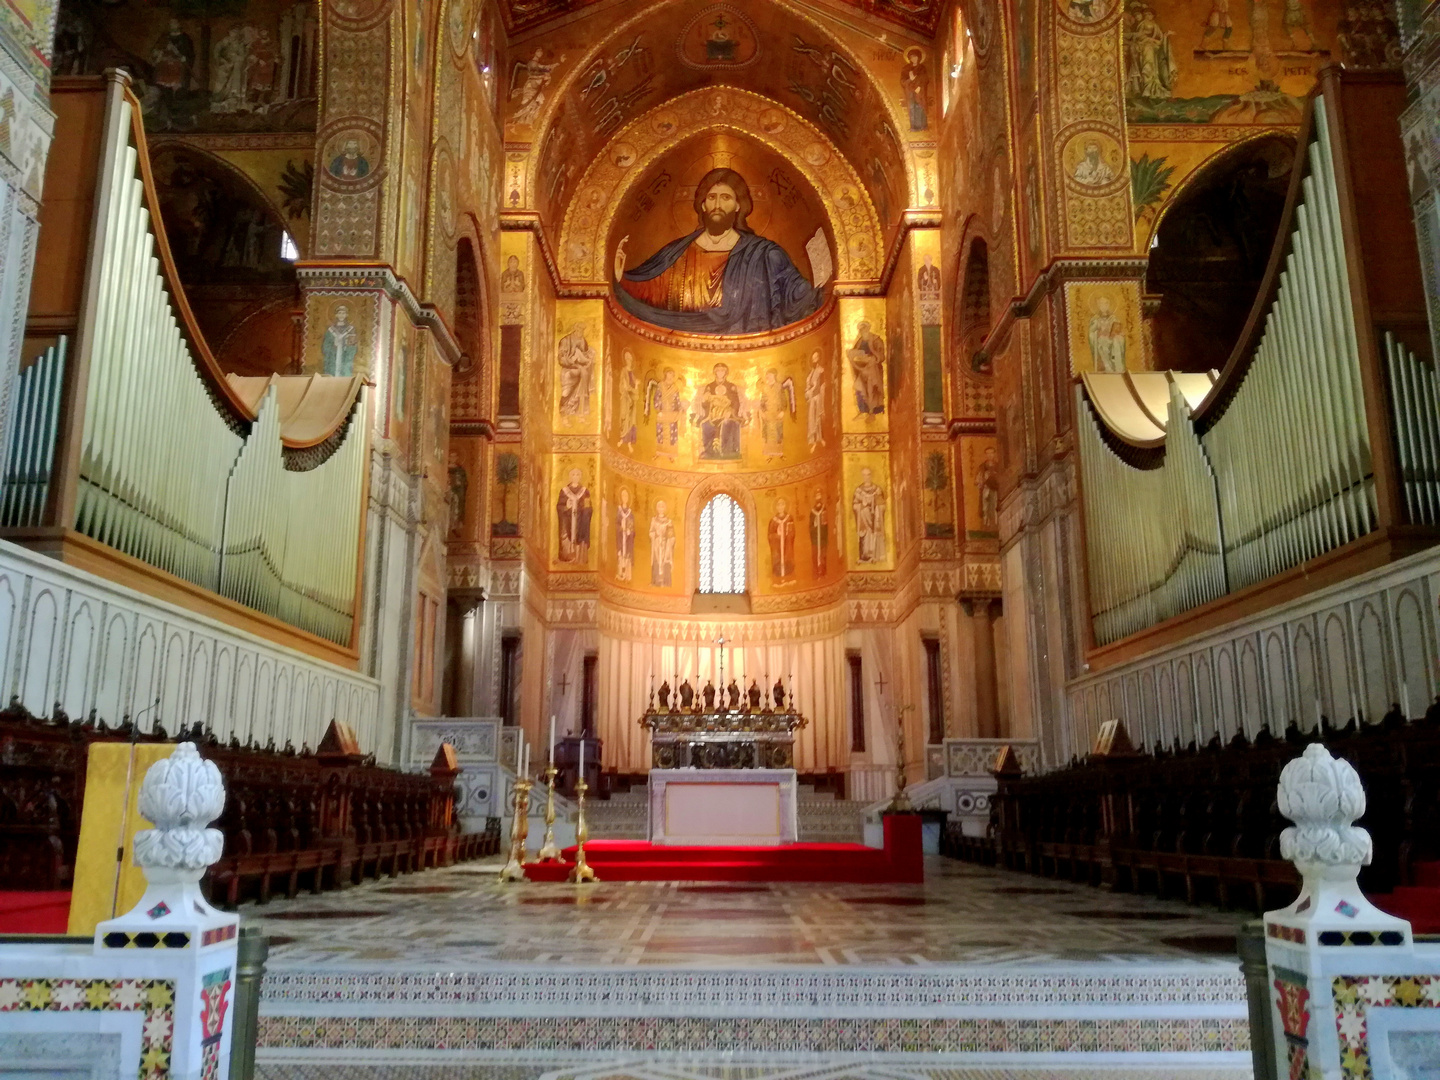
top-left (147, 138), bottom-right (300, 256)
top-left (556, 88), bottom-right (884, 285)
top-left (1140, 128), bottom-right (1298, 251)
top-left (524, 0), bottom-right (915, 234)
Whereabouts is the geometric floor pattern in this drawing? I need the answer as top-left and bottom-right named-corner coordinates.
top-left (247, 857), bottom-right (1252, 969)
top-left (250, 857), bottom-right (1258, 1079)
top-left (258, 1067), bottom-right (1252, 1079)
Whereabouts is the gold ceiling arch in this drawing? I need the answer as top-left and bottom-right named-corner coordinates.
top-left (556, 86), bottom-right (884, 285)
top-left (522, 0), bottom-right (915, 234)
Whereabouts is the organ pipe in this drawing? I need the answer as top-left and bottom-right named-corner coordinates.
top-left (1078, 77), bottom-right (1431, 648)
top-left (1, 338), bottom-right (68, 528)
top-left (5, 75), bottom-right (368, 647)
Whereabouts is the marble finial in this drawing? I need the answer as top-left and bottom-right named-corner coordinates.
top-left (133, 741), bottom-right (225, 872)
top-left (1277, 742), bottom-right (1372, 872)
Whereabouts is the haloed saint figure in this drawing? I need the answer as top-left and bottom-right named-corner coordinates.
top-left (613, 168), bottom-right (831, 335)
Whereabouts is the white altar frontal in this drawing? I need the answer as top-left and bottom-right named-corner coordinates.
top-left (648, 768), bottom-right (799, 846)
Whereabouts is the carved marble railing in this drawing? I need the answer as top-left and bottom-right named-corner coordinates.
top-left (1260, 744), bottom-right (1440, 1080)
top-left (1063, 543), bottom-right (1440, 767)
top-left (0, 743), bottom-right (242, 1080)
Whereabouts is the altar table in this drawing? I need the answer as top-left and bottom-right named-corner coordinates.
top-left (648, 768), bottom-right (799, 846)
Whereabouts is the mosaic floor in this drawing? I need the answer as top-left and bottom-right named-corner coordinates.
top-left (257, 1066), bottom-right (1251, 1080)
top-left (250, 857), bottom-right (1256, 1078)
top-left (246, 856), bottom-right (1251, 969)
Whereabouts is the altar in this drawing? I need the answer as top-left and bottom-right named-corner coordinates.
top-left (648, 768), bottom-right (799, 846)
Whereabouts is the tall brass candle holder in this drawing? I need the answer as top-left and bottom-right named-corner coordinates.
top-left (536, 764), bottom-right (562, 862)
top-left (499, 776), bottom-right (534, 882)
top-left (567, 775), bottom-right (598, 883)
top-left (887, 706), bottom-right (915, 813)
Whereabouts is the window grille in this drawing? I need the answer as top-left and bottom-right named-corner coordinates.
top-left (698, 494), bottom-right (747, 594)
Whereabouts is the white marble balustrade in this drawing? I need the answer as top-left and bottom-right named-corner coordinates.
top-left (0, 539), bottom-right (384, 757)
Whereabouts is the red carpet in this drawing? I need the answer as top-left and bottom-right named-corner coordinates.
top-left (1371, 861), bottom-right (1440, 934)
top-left (0, 891), bottom-right (71, 934)
top-left (524, 814), bottom-right (923, 883)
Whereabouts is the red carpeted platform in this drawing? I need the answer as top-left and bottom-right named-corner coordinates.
top-left (0, 891), bottom-right (71, 934)
top-left (524, 814), bottom-right (923, 883)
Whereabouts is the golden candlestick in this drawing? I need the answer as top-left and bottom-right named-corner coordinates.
top-left (536, 764), bottom-right (562, 862)
top-left (568, 776), bottom-right (598, 883)
top-left (888, 706), bottom-right (915, 813)
top-left (499, 776), bottom-right (534, 882)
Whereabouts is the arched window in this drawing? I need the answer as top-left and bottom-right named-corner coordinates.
top-left (698, 494), bottom-right (747, 594)
top-left (959, 238), bottom-right (991, 374)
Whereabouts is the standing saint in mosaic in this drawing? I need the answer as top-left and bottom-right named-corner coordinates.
top-left (769, 498), bottom-right (797, 584)
top-left (852, 468), bottom-right (888, 564)
top-left (558, 323), bottom-right (596, 417)
top-left (810, 491), bottom-right (829, 577)
top-left (557, 468), bottom-right (593, 564)
top-left (757, 369), bottom-right (796, 460)
top-left (848, 322), bottom-right (887, 417)
top-left (650, 500), bottom-right (676, 586)
top-left (615, 487), bottom-right (636, 582)
top-left (804, 350), bottom-right (827, 450)
top-left (616, 349), bottom-right (640, 451)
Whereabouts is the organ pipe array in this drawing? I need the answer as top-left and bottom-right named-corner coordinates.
top-left (1, 338), bottom-right (67, 529)
top-left (1078, 385), bottom-right (1225, 644)
top-left (1078, 73), bottom-right (1435, 648)
top-left (1384, 331), bottom-right (1440, 524)
top-left (3, 75), bottom-right (368, 647)
top-left (219, 386), bottom-right (367, 645)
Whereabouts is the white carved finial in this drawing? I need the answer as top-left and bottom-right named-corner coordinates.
top-left (133, 741), bottom-right (226, 873)
top-left (1265, 741), bottom-right (1409, 945)
top-left (1277, 742), bottom-right (1372, 875)
top-left (95, 740), bottom-right (237, 958)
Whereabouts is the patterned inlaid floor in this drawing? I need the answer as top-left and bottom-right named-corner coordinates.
top-left (257, 1065), bottom-right (1250, 1080)
top-left (251, 859), bottom-right (1256, 1076)
top-left (245, 857), bottom-right (1250, 970)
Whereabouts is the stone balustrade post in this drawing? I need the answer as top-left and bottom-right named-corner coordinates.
top-left (1262, 742), bottom-right (1415, 1080)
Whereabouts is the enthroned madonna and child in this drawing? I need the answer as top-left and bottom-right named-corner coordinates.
top-left (613, 168), bottom-right (831, 335)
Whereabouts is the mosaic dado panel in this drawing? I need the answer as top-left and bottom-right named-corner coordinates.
top-left (254, 1064), bottom-right (1250, 1080)
top-left (410, 719), bottom-right (499, 762)
top-left (945, 739), bottom-right (1041, 777)
top-left (0, 978), bottom-right (176, 1080)
top-left (260, 965), bottom-right (1246, 1013)
top-left (258, 1014), bottom-right (1249, 1056)
top-left (1331, 974), bottom-right (1440, 1080)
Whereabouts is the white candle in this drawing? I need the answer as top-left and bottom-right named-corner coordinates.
top-left (521, 741), bottom-right (529, 778)
top-left (578, 737), bottom-right (586, 779)
top-left (548, 714), bottom-right (556, 766)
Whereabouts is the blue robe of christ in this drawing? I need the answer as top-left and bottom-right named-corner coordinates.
top-left (615, 229), bottom-right (824, 335)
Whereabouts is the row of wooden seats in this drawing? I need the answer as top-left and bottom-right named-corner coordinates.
top-left (208, 822), bottom-right (501, 905)
top-left (0, 701), bottom-right (501, 907)
top-left (943, 705), bottom-right (1440, 912)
